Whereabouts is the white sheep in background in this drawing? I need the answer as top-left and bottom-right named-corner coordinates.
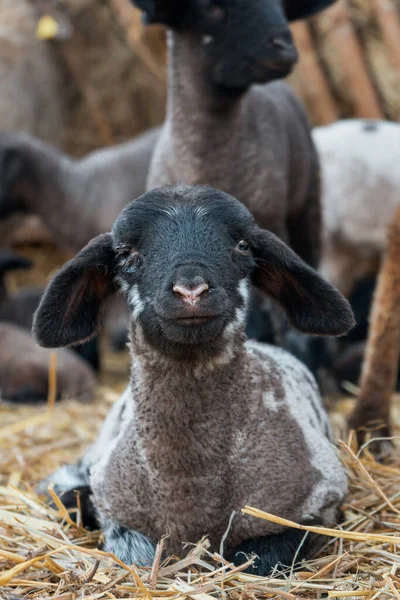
top-left (314, 119), bottom-right (400, 296)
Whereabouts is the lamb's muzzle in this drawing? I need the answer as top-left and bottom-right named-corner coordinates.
top-left (34, 184), bottom-right (352, 576)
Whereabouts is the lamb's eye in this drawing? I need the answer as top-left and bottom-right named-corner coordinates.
top-left (236, 240), bottom-right (250, 254)
top-left (118, 247), bottom-right (141, 274)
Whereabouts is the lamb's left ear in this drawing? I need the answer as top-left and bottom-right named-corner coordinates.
top-left (33, 233), bottom-right (117, 348)
top-left (130, 0), bottom-right (186, 27)
top-left (251, 228), bottom-right (355, 336)
top-left (284, 0), bottom-right (336, 21)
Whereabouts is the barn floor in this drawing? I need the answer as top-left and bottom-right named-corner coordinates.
top-left (1, 244), bottom-right (400, 599)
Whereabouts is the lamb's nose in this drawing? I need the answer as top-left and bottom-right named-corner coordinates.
top-left (173, 281), bottom-right (209, 304)
top-left (271, 37), bottom-right (292, 51)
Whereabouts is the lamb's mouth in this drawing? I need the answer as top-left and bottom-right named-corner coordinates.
top-left (174, 315), bottom-right (219, 326)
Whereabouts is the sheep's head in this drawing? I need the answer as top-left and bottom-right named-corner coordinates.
top-left (34, 184), bottom-right (354, 361)
top-left (131, 0), bottom-right (336, 89)
top-left (0, 133), bottom-right (40, 219)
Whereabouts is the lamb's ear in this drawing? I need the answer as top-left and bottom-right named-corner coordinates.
top-left (130, 0), bottom-right (186, 27)
top-left (0, 252), bottom-right (32, 274)
top-left (251, 228), bottom-right (355, 336)
top-left (33, 233), bottom-right (117, 348)
top-left (284, 0), bottom-right (336, 21)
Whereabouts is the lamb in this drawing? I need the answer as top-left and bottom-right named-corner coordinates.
top-left (314, 119), bottom-right (400, 295)
top-left (0, 323), bottom-right (96, 403)
top-left (135, 0), bottom-right (337, 269)
top-left (0, 127), bottom-right (159, 251)
top-left (34, 184), bottom-right (353, 574)
top-left (0, 250), bottom-right (100, 371)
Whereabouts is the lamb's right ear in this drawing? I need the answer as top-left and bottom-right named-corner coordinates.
top-left (33, 233), bottom-right (117, 348)
top-left (251, 228), bottom-right (355, 336)
top-left (130, 0), bottom-right (186, 27)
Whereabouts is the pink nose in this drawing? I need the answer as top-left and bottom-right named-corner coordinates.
top-left (173, 282), bottom-right (209, 303)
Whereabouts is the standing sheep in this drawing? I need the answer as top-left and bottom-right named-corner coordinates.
top-left (135, 0), bottom-right (337, 268)
top-left (35, 184), bottom-right (353, 574)
top-left (314, 119), bottom-right (400, 295)
top-left (0, 0), bottom-right (64, 144)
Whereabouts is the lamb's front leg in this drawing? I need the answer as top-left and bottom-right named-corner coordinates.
top-left (103, 520), bottom-right (156, 567)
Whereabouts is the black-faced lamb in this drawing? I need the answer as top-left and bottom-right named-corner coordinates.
top-left (314, 119), bottom-right (400, 295)
top-left (34, 184), bottom-right (353, 574)
top-left (0, 250), bottom-right (100, 371)
top-left (136, 0), bottom-right (337, 268)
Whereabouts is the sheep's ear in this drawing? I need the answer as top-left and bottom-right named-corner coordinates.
top-left (251, 228), bottom-right (355, 336)
top-left (284, 0), bottom-right (336, 21)
top-left (130, 0), bottom-right (186, 27)
top-left (0, 252), bottom-right (32, 274)
top-left (33, 233), bottom-right (117, 348)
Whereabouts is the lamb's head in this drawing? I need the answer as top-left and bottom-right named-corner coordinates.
top-left (33, 184), bottom-right (354, 360)
top-left (131, 0), bottom-right (336, 89)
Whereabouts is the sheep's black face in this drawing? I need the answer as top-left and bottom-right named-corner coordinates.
top-left (132, 0), bottom-right (336, 90)
top-left (0, 137), bottom-right (32, 219)
top-left (112, 186), bottom-right (256, 355)
top-left (189, 0), bottom-right (298, 89)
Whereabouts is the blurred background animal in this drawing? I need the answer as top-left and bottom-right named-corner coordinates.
top-left (0, 322), bottom-right (96, 404)
top-left (0, 250), bottom-right (100, 392)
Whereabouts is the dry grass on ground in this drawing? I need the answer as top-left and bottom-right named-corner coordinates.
top-left (1, 389), bottom-right (400, 600)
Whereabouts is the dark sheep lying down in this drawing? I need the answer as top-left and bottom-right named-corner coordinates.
top-left (0, 251), bottom-right (100, 374)
top-left (0, 251), bottom-right (98, 404)
top-left (0, 323), bottom-right (96, 404)
top-left (36, 184), bottom-right (353, 575)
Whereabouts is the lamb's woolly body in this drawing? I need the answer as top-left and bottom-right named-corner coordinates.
top-left (314, 119), bottom-right (400, 293)
top-left (80, 333), bottom-right (346, 559)
top-left (35, 183), bottom-right (352, 569)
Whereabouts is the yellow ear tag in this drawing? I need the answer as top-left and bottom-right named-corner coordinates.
top-left (36, 15), bottom-right (60, 40)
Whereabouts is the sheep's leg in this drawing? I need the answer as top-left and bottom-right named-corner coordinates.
top-left (228, 528), bottom-right (310, 576)
top-left (103, 521), bottom-right (156, 567)
top-left (348, 206), bottom-right (400, 449)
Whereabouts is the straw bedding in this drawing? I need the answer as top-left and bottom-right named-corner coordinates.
top-left (2, 1), bottom-right (400, 596)
top-left (1, 385), bottom-right (400, 599)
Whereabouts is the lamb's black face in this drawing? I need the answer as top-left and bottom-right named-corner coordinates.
top-left (132, 0), bottom-right (337, 90)
top-left (112, 186), bottom-right (256, 354)
top-left (190, 0), bottom-right (298, 89)
top-left (33, 184), bottom-right (354, 358)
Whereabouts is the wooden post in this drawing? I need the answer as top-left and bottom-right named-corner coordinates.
top-left (349, 206), bottom-right (400, 443)
top-left (317, 1), bottom-right (384, 119)
top-left (291, 22), bottom-right (339, 125)
top-left (374, 0), bottom-right (400, 71)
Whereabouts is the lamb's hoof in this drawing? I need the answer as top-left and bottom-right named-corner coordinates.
top-left (104, 523), bottom-right (156, 567)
